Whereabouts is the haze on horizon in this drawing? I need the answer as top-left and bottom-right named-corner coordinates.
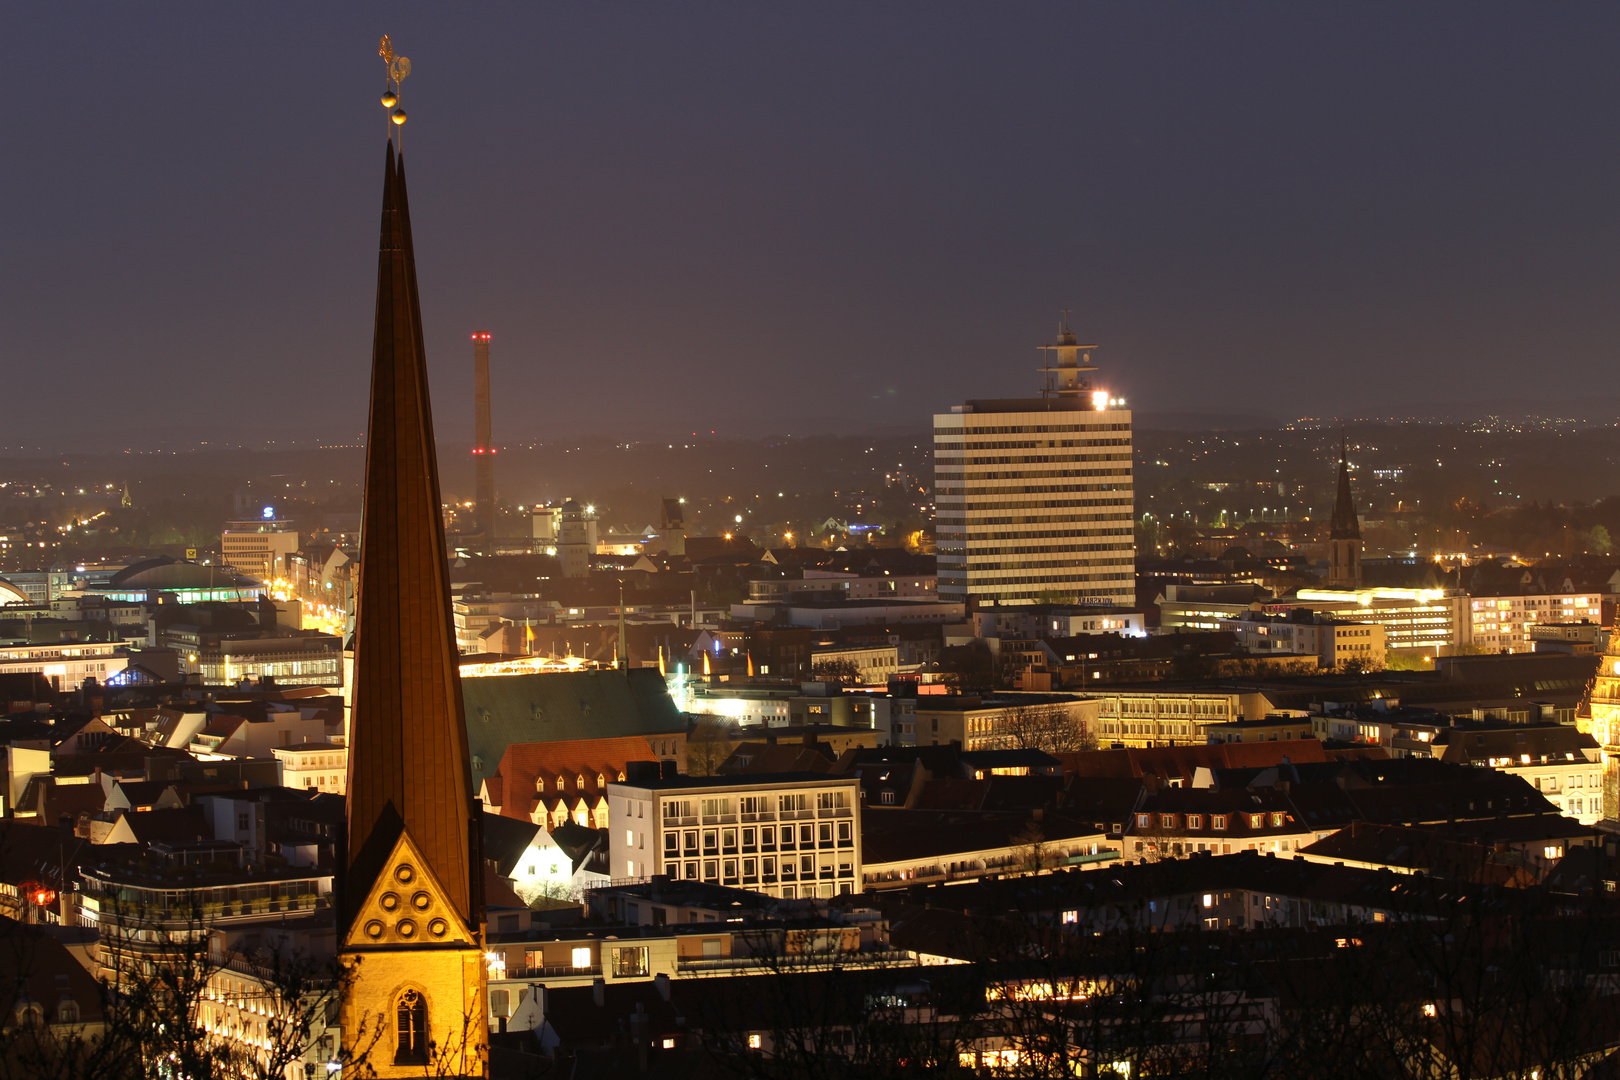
top-left (4, 4), bottom-right (1620, 452)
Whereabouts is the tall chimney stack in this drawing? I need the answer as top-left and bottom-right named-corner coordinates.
top-left (471, 333), bottom-right (495, 542)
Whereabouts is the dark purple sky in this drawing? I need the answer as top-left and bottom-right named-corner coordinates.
top-left (5, 5), bottom-right (1620, 449)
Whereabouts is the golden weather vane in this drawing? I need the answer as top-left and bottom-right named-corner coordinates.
top-left (378, 34), bottom-right (410, 131)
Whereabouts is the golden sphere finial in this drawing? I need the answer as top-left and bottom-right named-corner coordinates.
top-left (391, 107), bottom-right (407, 126)
top-left (381, 89), bottom-right (398, 109)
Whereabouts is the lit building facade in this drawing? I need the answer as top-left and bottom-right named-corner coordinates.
top-left (1291, 587), bottom-right (1469, 656)
top-left (608, 768), bottom-right (862, 899)
top-left (1581, 633), bottom-right (1620, 822)
top-left (0, 640), bottom-right (134, 691)
top-left (272, 742), bottom-right (348, 794)
top-left (557, 499), bottom-right (599, 579)
top-left (1468, 590), bottom-right (1602, 654)
top-left (221, 511), bottom-right (299, 585)
top-left (934, 323), bottom-right (1134, 607)
top-left (1089, 690), bottom-right (1261, 747)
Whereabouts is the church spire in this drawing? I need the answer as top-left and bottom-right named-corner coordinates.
top-left (345, 139), bottom-right (477, 933)
top-left (1330, 433), bottom-right (1360, 541)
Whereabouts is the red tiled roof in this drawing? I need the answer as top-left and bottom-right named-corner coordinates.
top-left (490, 737), bottom-right (661, 821)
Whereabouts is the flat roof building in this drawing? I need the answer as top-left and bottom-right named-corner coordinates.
top-left (607, 765), bottom-right (861, 900)
top-left (934, 321), bottom-right (1134, 608)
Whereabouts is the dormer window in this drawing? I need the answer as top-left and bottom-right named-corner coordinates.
top-left (597, 773), bottom-right (605, 788)
top-left (535, 777), bottom-right (546, 793)
top-left (557, 774), bottom-right (567, 791)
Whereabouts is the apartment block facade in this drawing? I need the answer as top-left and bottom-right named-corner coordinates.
top-left (608, 769), bottom-right (861, 899)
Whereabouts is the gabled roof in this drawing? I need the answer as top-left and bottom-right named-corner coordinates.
top-left (0, 915), bottom-right (106, 1025)
top-left (17, 777), bottom-right (106, 827)
top-left (861, 808), bottom-right (1100, 864)
top-left (480, 812), bottom-right (545, 875)
top-left (0, 821), bottom-right (84, 888)
top-left (1300, 821), bottom-right (1535, 885)
top-left (113, 805), bottom-right (210, 846)
top-left (1055, 740), bottom-right (1331, 781)
top-left (461, 669), bottom-right (683, 783)
top-left (1344, 773), bottom-right (1555, 824)
top-left (486, 736), bottom-right (663, 821)
top-left (717, 741), bottom-right (839, 775)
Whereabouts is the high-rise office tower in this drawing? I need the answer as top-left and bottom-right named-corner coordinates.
top-left (471, 332), bottom-right (495, 539)
top-left (933, 320), bottom-right (1135, 607)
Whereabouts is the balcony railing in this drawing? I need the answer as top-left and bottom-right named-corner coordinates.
top-left (505, 963), bottom-right (602, 980)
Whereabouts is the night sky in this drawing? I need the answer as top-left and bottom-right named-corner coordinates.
top-left (6, 5), bottom-right (1620, 449)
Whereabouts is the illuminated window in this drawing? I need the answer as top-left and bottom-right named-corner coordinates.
top-left (395, 990), bottom-right (428, 1064)
top-left (748, 1034), bottom-right (762, 1049)
top-left (571, 947), bottom-right (592, 968)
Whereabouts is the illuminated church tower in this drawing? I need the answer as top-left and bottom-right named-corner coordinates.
top-left (1327, 437), bottom-right (1362, 589)
top-left (1582, 642), bottom-right (1620, 822)
top-left (340, 126), bottom-right (487, 1075)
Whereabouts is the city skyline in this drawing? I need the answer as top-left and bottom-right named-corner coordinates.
top-left (7, 6), bottom-right (1620, 450)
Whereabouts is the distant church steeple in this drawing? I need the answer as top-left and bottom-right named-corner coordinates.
top-left (340, 135), bottom-right (487, 1076)
top-left (1328, 433), bottom-right (1362, 589)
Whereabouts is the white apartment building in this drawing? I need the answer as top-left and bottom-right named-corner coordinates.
top-left (934, 325), bottom-right (1134, 607)
top-left (1468, 590), bottom-right (1602, 654)
top-left (271, 742), bottom-right (348, 794)
top-left (607, 769), bottom-right (861, 899)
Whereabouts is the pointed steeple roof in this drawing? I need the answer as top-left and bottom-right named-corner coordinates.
top-left (1330, 433), bottom-right (1360, 541)
top-left (345, 141), bottom-right (477, 933)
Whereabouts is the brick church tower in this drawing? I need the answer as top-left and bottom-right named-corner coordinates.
top-left (339, 135), bottom-right (488, 1077)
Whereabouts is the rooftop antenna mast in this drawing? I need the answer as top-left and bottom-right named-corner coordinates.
top-left (1036, 309), bottom-right (1099, 400)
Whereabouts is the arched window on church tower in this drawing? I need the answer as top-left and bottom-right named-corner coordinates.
top-left (396, 988), bottom-right (428, 1065)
